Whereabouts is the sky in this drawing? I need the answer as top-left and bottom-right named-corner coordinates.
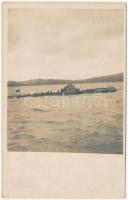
top-left (8, 7), bottom-right (125, 81)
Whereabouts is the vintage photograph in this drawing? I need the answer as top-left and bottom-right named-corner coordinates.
top-left (7, 4), bottom-right (125, 153)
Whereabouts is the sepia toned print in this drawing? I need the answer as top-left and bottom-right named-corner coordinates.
top-left (7, 5), bottom-right (125, 153)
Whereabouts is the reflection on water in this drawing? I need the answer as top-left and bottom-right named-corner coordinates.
top-left (8, 82), bottom-right (123, 153)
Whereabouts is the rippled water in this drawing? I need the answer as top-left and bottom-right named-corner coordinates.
top-left (8, 82), bottom-right (123, 153)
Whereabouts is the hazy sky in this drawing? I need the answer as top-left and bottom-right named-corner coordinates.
top-left (8, 8), bottom-right (125, 81)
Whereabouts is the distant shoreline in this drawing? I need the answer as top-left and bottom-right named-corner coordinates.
top-left (8, 72), bottom-right (123, 87)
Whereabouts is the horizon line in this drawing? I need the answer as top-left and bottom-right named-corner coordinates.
top-left (8, 72), bottom-right (123, 82)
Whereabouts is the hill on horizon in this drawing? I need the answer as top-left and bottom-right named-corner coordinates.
top-left (8, 72), bottom-right (123, 87)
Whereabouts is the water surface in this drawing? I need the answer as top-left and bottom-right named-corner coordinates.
top-left (8, 82), bottom-right (123, 153)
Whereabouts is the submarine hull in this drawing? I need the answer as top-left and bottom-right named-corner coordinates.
top-left (8, 87), bottom-right (117, 99)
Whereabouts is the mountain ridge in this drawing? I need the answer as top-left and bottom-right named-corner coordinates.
top-left (8, 72), bottom-right (123, 87)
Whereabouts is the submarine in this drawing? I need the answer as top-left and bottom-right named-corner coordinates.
top-left (8, 83), bottom-right (117, 99)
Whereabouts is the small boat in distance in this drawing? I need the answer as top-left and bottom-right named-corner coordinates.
top-left (8, 83), bottom-right (117, 99)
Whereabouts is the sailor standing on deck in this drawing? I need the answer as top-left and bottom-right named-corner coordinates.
top-left (16, 89), bottom-right (20, 97)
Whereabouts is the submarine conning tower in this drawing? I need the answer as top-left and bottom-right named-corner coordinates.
top-left (61, 83), bottom-right (80, 95)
